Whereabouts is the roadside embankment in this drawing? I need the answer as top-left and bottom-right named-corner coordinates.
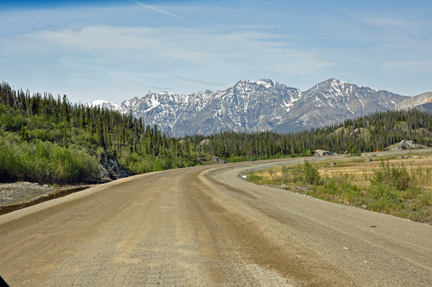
top-left (0, 183), bottom-right (92, 215)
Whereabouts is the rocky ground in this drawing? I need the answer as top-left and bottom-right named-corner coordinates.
top-left (0, 182), bottom-right (55, 205)
top-left (389, 139), bottom-right (428, 151)
top-left (0, 182), bottom-right (94, 213)
top-left (99, 156), bottom-right (130, 180)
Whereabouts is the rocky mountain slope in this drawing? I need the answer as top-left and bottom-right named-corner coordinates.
top-left (394, 92), bottom-right (432, 114)
top-left (273, 78), bottom-right (405, 133)
top-left (89, 78), bottom-right (407, 136)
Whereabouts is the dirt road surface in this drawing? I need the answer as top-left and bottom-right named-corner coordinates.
top-left (1, 156), bottom-right (432, 286)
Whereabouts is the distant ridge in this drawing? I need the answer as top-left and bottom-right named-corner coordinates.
top-left (89, 78), bottom-right (407, 136)
top-left (394, 92), bottom-right (432, 114)
top-left (88, 100), bottom-right (120, 111)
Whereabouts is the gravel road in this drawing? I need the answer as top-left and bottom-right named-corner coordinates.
top-left (1, 156), bottom-right (432, 286)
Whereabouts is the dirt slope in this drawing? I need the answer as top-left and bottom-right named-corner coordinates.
top-left (1, 156), bottom-right (432, 286)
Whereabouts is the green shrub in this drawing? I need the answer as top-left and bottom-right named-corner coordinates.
top-left (370, 159), bottom-right (412, 191)
top-left (0, 139), bottom-right (99, 184)
top-left (0, 113), bottom-right (27, 131)
top-left (0, 144), bottom-right (22, 182)
top-left (281, 165), bottom-right (292, 183)
top-left (292, 160), bottom-right (322, 185)
top-left (247, 174), bottom-right (263, 183)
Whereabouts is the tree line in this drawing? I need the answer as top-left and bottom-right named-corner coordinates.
top-left (186, 109), bottom-right (432, 160)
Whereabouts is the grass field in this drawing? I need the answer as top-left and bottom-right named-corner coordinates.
top-left (247, 152), bottom-right (432, 224)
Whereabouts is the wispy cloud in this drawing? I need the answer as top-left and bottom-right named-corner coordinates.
top-left (8, 23), bottom-right (333, 97)
top-left (111, 76), bottom-right (173, 91)
top-left (381, 60), bottom-right (432, 73)
top-left (130, 0), bottom-right (192, 23)
top-left (26, 24), bottom-right (329, 74)
top-left (1, 1), bottom-right (431, 101)
top-left (172, 75), bottom-right (224, 88)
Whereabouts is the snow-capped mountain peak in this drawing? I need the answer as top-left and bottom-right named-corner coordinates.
top-left (88, 100), bottom-right (120, 110)
top-left (89, 78), bottom-right (407, 136)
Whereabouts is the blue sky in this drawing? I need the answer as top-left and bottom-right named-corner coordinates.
top-left (0, 0), bottom-right (431, 103)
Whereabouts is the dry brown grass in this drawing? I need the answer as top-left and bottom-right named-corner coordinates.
top-left (248, 153), bottom-right (432, 224)
top-left (319, 156), bottom-right (432, 191)
top-left (254, 153), bottom-right (432, 190)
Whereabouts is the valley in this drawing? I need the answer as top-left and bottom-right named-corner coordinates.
top-left (1, 81), bottom-right (432, 286)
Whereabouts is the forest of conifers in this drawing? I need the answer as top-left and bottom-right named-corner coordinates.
top-left (1, 81), bottom-right (432, 184)
top-left (0, 82), bottom-right (198, 183)
top-left (193, 108), bottom-right (432, 160)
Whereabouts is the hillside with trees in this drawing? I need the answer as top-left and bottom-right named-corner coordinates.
top-left (191, 109), bottom-right (432, 160)
top-left (0, 82), bottom-right (199, 184)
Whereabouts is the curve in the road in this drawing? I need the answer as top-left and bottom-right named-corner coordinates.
top-left (1, 156), bottom-right (431, 286)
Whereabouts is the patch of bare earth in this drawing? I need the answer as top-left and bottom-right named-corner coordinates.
top-left (0, 182), bottom-right (92, 215)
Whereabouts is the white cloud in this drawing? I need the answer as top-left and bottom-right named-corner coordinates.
top-left (2, 18), bottom-right (336, 100)
top-left (24, 25), bottom-right (329, 73)
top-left (32, 26), bottom-right (162, 53)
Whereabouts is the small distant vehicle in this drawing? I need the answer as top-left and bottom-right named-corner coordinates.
top-left (250, 158), bottom-right (256, 161)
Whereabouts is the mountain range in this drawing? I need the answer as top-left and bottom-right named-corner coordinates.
top-left (89, 78), bottom-right (409, 137)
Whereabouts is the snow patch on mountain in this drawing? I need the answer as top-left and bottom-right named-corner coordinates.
top-left (88, 100), bottom-right (120, 110)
